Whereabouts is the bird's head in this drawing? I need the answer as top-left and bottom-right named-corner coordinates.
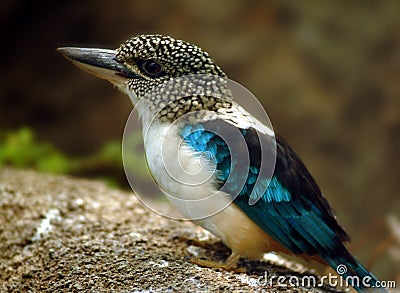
top-left (58, 34), bottom-right (231, 121)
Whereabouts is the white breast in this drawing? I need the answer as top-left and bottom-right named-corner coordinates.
top-left (141, 110), bottom-right (232, 224)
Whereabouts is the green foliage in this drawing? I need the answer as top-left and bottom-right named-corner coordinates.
top-left (0, 128), bottom-right (151, 187)
top-left (0, 128), bottom-right (71, 173)
top-left (100, 140), bottom-right (123, 165)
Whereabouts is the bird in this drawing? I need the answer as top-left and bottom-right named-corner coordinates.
top-left (58, 34), bottom-right (387, 292)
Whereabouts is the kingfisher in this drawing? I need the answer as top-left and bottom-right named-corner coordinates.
top-left (58, 34), bottom-right (387, 292)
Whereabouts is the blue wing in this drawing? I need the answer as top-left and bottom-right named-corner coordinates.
top-left (181, 119), bottom-right (384, 292)
top-left (181, 120), bottom-right (349, 254)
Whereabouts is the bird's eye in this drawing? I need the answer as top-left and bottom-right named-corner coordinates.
top-left (141, 60), bottom-right (164, 77)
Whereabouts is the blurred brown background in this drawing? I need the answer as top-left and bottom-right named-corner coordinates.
top-left (1, 0), bottom-right (399, 280)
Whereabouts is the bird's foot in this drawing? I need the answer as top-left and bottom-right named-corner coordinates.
top-left (190, 257), bottom-right (246, 273)
top-left (174, 235), bottom-right (229, 252)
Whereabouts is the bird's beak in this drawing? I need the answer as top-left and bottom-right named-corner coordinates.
top-left (57, 47), bottom-right (137, 85)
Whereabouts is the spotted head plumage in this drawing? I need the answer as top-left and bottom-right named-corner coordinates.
top-left (115, 35), bottom-right (226, 99)
top-left (116, 35), bottom-right (226, 78)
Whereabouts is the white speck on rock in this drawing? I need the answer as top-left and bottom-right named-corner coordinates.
top-left (32, 208), bottom-right (61, 241)
top-left (129, 231), bottom-right (143, 238)
top-left (78, 215), bottom-right (86, 221)
top-left (73, 198), bottom-right (84, 206)
top-left (91, 201), bottom-right (100, 209)
top-left (263, 252), bottom-right (280, 262)
top-left (148, 260), bottom-right (169, 268)
top-left (129, 231), bottom-right (148, 243)
top-left (186, 245), bottom-right (205, 257)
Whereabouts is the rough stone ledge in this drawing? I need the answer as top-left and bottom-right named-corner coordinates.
top-left (0, 167), bottom-right (343, 292)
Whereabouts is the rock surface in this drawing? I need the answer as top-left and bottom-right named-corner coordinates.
top-left (0, 168), bottom-right (342, 292)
